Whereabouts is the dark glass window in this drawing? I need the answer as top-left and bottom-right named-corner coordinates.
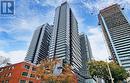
top-left (19, 80), bottom-right (26, 83)
top-left (32, 67), bottom-right (36, 71)
top-left (24, 65), bottom-right (30, 69)
top-left (30, 74), bottom-right (35, 78)
top-left (29, 81), bottom-right (33, 83)
top-left (0, 69), bottom-right (3, 72)
top-left (2, 81), bottom-right (4, 83)
top-left (5, 80), bottom-right (9, 83)
top-left (22, 72), bottom-right (28, 76)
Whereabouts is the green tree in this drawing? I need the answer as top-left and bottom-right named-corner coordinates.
top-left (88, 61), bottom-right (109, 81)
top-left (109, 62), bottom-right (129, 83)
top-left (88, 60), bottom-right (128, 83)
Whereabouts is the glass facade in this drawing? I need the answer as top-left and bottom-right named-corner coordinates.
top-left (25, 23), bottom-right (53, 64)
top-left (98, 4), bottom-right (130, 71)
top-left (49, 2), bottom-right (82, 73)
top-left (79, 33), bottom-right (93, 83)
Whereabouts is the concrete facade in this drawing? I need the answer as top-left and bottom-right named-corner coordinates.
top-left (98, 4), bottom-right (130, 71)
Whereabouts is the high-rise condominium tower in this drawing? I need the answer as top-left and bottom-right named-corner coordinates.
top-left (98, 4), bottom-right (130, 70)
top-left (79, 33), bottom-right (93, 83)
top-left (49, 2), bottom-right (82, 72)
top-left (25, 23), bottom-right (53, 64)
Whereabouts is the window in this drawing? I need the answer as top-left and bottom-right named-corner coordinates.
top-left (2, 80), bottom-right (4, 83)
top-left (11, 66), bottom-right (15, 69)
top-left (22, 72), bottom-right (28, 76)
top-left (29, 81), bottom-right (33, 83)
top-left (3, 74), bottom-right (6, 78)
top-left (32, 67), bottom-right (36, 71)
top-left (30, 74), bottom-right (35, 78)
top-left (5, 80), bottom-right (9, 83)
top-left (0, 69), bottom-right (3, 72)
top-left (19, 80), bottom-right (26, 83)
top-left (4, 68), bottom-right (7, 71)
top-left (6, 74), bottom-right (8, 77)
top-left (37, 76), bottom-right (41, 80)
top-left (9, 67), bottom-right (12, 70)
top-left (1, 75), bottom-right (3, 78)
top-left (8, 73), bottom-right (12, 77)
top-left (24, 65), bottom-right (30, 69)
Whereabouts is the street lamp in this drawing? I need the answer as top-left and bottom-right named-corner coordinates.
top-left (106, 58), bottom-right (114, 83)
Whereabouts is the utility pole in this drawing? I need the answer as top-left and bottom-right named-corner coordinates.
top-left (106, 59), bottom-right (114, 83)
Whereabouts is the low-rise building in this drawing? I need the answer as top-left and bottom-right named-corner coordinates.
top-left (0, 62), bottom-right (41, 83)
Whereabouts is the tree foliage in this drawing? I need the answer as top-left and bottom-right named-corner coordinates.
top-left (88, 60), bottom-right (110, 79)
top-left (109, 62), bottom-right (129, 82)
top-left (36, 58), bottom-right (77, 83)
top-left (88, 60), bottom-right (129, 82)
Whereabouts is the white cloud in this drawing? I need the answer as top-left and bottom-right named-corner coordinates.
top-left (16, 10), bottom-right (54, 31)
top-left (12, 8), bottom-right (54, 32)
top-left (0, 28), bottom-right (8, 32)
top-left (0, 0), bottom-right (57, 64)
top-left (81, 0), bottom-right (130, 14)
top-left (0, 40), bottom-right (8, 48)
top-left (0, 50), bottom-right (26, 64)
top-left (34, 0), bottom-right (75, 7)
top-left (87, 26), bottom-right (110, 61)
top-left (2, 0), bottom-right (125, 64)
top-left (1, 0), bottom-right (56, 43)
top-left (12, 10), bottom-right (55, 42)
top-left (73, 12), bottom-right (85, 32)
top-left (34, 0), bottom-right (64, 7)
top-left (69, 2), bottom-right (110, 61)
top-left (69, 5), bottom-right (87, 33)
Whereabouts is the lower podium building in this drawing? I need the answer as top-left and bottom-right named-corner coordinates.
top-left (0, 62), bottom-right (41, 83)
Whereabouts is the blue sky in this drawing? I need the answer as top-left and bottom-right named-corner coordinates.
top-left (0, 0), bottom-right (130, 63)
